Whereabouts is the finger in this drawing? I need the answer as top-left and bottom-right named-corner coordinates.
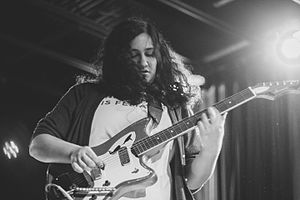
top-left (222, 112), bottom-right (228, 120)
top-left (209, 107), bottom-right (222, 124)
top-left (201, 112), bottom-right (210, 127)
top-left (71, 162), bottom-right (84, 173)
top-left (220, 112), bottom-right (227, 126)
top-left (196, 124), bottom-right (204, 148)
top-left (85, 148), bottom-right (104, 168)
top-left (82, 154), bottom-right (96, 169)
top-left (197, 121), bottom-right (205, 133)
top-left (84, 147), bottom-right (98, 160)
top-left (77, 157), bottom-right (89, 171)
top-left (207, 107), bottom-right (216, 119)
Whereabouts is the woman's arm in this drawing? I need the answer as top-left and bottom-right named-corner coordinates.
top-left (29, 83), bottom-right (103, 173)
top-left (29, 134), bottom-right (80, 163)
top-left (29, 134), bottom-right (103, 173)
top-left (185, 107), bottom-right (226, 191)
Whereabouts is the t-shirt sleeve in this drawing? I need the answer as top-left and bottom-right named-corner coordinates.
top-left (31, 83), bottom-right (86, 141)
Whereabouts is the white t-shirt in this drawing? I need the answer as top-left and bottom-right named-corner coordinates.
top-left (89, 97), bottom-right (174, 200)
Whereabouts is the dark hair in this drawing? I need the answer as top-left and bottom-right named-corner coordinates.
top-left (94, 17), bottom-right (203, 107)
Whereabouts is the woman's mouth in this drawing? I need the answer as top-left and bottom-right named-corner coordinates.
top-left (140, 70), bottom-right (149, 74)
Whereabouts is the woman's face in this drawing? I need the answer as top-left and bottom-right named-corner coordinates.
top-left (129, 33), bottom-right (157, 84)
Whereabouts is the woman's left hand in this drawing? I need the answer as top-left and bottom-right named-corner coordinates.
top-left (197, 107), bottom-right (227, 155)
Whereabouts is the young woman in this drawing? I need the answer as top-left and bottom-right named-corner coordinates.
top-left (29, 17), bottom-right (226, 200)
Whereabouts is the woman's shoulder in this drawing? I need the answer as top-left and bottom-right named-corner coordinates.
top-left (67, 79), bottom-right (106, 98)
top-left (73, 80), bottom-right (99, 89)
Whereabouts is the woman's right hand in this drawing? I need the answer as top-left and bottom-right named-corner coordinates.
top-left (70, 146), bottom-right (104, 173)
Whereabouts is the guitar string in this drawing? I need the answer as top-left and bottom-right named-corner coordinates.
top-left (57, 82), bottom-right (297, 189)
top-left (57, 88), bottom-right (257, 189)
top-left (91, 88), bottom-right (254, 168)
top-left (132, 88), bottom-right (253, 155)
top-left (64, 83), bottom-right (298, 187)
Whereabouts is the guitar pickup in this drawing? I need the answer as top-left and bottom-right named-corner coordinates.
top-left (118, 146), bottom-right (130, 166)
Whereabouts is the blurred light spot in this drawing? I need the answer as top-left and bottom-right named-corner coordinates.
top-left (292, 0), bottom-right (300, 6)
top-left (276, 29), bottom-right (300, 66)
top-left (280, 38), bottom-right (300, 59)
top-left (213, 0), bottom-right (235, 8)
top-left (292, 30), bottom-right (300, 40)
top-left (3, 141), bottom-right (19, 159)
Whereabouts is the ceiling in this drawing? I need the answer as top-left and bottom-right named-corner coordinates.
top-left (1, 0), bottom-right (300, 98)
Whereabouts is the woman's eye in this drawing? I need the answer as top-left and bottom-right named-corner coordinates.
top-left (145, 51), bottom-right (155, 57)
top-left (145, 53), bottom-right (154, 57)
top-left (130, 53), bottom-right (139, 59)
top-left (129, 50), bottom-right (154, 59)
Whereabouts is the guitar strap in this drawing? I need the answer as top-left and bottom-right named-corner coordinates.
top-left (147, 97), bottom-right (163, 129)
top-left (168, 106), bottom-right (195, 200)
top-left (168, 106), bottom-right (186, 166)
top-left (148, 98), bottom-right (187, 166)
top-left (147, 96), bottom-right (194, 200)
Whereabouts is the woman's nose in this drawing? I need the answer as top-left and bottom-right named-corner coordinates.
top-left (140, 54), bottom-right (148, 67)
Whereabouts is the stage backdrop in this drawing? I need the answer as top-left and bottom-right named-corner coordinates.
top-left (193, 52), bottom-right (300, 200)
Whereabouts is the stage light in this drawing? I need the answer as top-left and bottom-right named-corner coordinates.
top-left (3, 140), bottom-right (19, 159)
top-left (281, 38), bottom-right (300, 59)
top-left (276, 30), bottom-right (300, 66)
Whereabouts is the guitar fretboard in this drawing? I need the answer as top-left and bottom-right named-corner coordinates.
top-left (131, 87), bottom-right (256, 156)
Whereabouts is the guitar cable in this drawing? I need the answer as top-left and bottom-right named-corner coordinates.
top-left (45, 183), bottom-right (74, 200)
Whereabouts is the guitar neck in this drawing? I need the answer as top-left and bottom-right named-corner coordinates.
top-left (131, 87), bottom-right (256, 156)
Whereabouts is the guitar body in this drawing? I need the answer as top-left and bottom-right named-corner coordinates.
top-left (46, 118), bottom-right (158, 200)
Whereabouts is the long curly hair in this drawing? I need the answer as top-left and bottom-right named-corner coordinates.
top-left (94, 17), bottom-right (203, 108)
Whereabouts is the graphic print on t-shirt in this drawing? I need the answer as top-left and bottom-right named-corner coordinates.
top-left (89, 97), bottom-right (174, 200)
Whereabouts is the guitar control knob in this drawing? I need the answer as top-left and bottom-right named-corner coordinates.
top-left (70, 184), bottom-right (77, 189)
top-left (90, 194), bottom-right (97, 200)
top-left (102, 180), bottom-right (111, 186)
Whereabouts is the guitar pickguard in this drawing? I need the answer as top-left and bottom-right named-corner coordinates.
top-left (47, 118), bottom-right (157, 200)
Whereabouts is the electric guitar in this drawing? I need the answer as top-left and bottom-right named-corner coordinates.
top-left (45, 80), bottom-right (300, 200)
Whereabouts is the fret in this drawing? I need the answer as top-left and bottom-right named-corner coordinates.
top-left (183, 118), bottom-right (194, 129)
top-left (191, 113), bottom-right (202, 124)
top-left (164, 129), bottom-right (173, 139)
top-left (144, 140), bottom-right (151, 149)
top-left (158, 131), bottom-right (168, 141)
top-left (136, 144), bottom-right (143, 154)
top-left (143, 141), bottom-right (150, 150)
top-left (173, 124), bottom-right (183, 135)
top-left (180, 119), bottom-right (189, 129)
top-left (148, 137), bottom-right (157, 147)
top-left (171, 128), bottom-right (177, 135)
top-left (158, 134), bottom-right (165, 142)
top-left (148, 137), bottom-right (156, 147)
top-left (151, 135), bottom-right (163, 146)
top-left (151, 136), bottom-right (158, 146)
top-left (178, 123), bottom-right (187, 132)
top-left (131, 145), bottom-right (141, 156)
top-left (140, 141), bottom-right (147, 152)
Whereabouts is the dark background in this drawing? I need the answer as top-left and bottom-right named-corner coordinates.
top-left (1, 0), bottom-right (300, 199)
